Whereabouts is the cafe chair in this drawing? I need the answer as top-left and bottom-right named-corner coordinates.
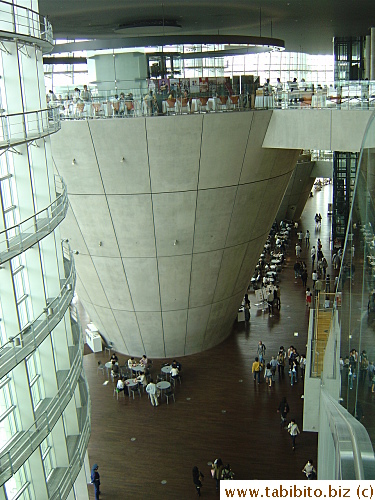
top-left (217, 95), bottom-right (228, 111)
top-left (229, 95), bottom-right (240, 110)
top-left (130, 383), bottom-right (141, 399)
top-left (92, 102), bottom-right (103, 118)
top-left (113, 387), bottom-right (125, 400)
top-left (156, 373), bottom-right (166, 383)
top-left (199, 97), bottom-right (209, 112)
top-left (125, 100), bottom-right (134, 116)
top-left (171, 374), bottom-right (182, 386)
top-left (97, 361), bottom-right (105, 376)
top-left (104, 341), bottom-right (114, 355)
top-left (166, 98), bottom-right (177, 115)
top-left (76, 102), bottom-right (85, 118)
top-left (164, 388), bottom-right (175, 404)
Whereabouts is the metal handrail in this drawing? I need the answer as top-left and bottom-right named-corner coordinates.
top-left (0, 106), bottom-right (60, 148)
top-left (0, 174), bottom-right (68, 264)
top-left (0, 314), bottom-right (84, 486)
top-left (0, 0), bottom-right (53, 44)
top-left (49, 375), bottom-right (91, 500)
top-left (0, 242), bottom-right (75, 379)
top-left (321, 390), bottom-right (375, 479)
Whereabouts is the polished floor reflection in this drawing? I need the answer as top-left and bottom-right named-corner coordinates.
top-left (83, 187), bottom-right (343, 499)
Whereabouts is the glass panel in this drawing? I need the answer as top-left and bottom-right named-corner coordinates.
top-left (0, 375), bottom-right (18, 452)
top-left (336, 113), bottom-right (375, 446)
top-left (4, 463), bottom-right (33, 500)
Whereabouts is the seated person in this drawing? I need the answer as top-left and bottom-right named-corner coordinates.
top-left (127, 356), bottom-right (136, 369)
top-left (116, 377), bottom-right (125, 392)
top-left (171, 359), bottom-right (182, 371)
top-left (139, 354), bottom-right (148, 367)
top-left (170, 365), bottom-right (179, 379)
top-left (111, 361), bottom-right (119, 378)
top-left (111, 352), bottom-right (118, 363)
top-left (136, 372), bottom-right (147, 387)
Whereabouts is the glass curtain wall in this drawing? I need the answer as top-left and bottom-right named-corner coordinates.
top-left (336, 112), bottom-right (375, 446)
top-left (45, 45), bottom-right (334, 94)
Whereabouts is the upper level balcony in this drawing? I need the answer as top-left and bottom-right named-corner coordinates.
top-left (56, 80), bottom-right (375, 120)
top-left (0, 0), bottom-right (53, 49)
top-left (0, 175), bottom-right (68, 265)
top-left (0, 107), bottom-right (60, 150)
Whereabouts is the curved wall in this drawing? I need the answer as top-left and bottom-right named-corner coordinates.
top-left (51, 111), bottom-right (299, 357)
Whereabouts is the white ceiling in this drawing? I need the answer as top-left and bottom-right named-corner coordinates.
top-left (39, 0), bottom-right (375, 55)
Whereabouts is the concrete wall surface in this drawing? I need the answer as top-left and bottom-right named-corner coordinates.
top-left (51, 112), bottom-right (300, 357)
top-left (277, 157), bottom-right (315, 222)
top-left (263, 110), bottom-right (373, 152)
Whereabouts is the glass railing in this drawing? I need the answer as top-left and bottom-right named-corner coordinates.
top-left (0, 242), bottom-right (75, 379)
top-left (333, 110), bottom-right (375, 447)
top-left (0, 310), bottom-right (83, 486)
top-left (49, 375), bottom-right (91, 500)
top-left (0, 0), bottom-right (53, 44)
top-left (0, 107), bottom-right (60, 147)
top-left (55, 79), bottom-right (375, 119)
top-left (0, 174), bottom-right (68, 264)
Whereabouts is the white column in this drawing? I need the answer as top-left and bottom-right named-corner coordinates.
top-left (365, 35), bottom-right (371, 80)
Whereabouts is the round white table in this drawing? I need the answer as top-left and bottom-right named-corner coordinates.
top-left (161, 365), bottom-right (172, 377)
top-left (156, 381), bottom-right (171, 391)
top-left (132, 364), bottom-right (145, 373)
top-left (105, 361), bottom-right (118, 377)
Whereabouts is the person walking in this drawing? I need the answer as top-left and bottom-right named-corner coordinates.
top-left (301, 268), bottom-right (308, 288)
top-left (290, 361), bottom-right (298, 386)
top-left (277, 397), bottom-right (290, 428)
top-left (302, 460), bottom-right (316, 479)
top-left (192, 466), bottom-right (204, 496)
top-left (267, 289), bottom-right (274, 317)
top-left (311, 247), bottom-right (316, 269)
top-left (91, 464), bottom-right (101, 500)
top-left (277, 348), bottom-right (286, 378)
top-left (252, 357), bottom-right (261, 384)
top-left (146, 378), bottom-right (159, 406)
top-left (211, 458), bottom-right (224, 490)
top-left (295, 243), bottom-right (302, 259)
top-left (287, 419), bottom-right (300, 450)
top-left (257, 341), bottom-right (266, 363)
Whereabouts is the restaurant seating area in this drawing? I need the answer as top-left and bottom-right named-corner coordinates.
top-left (100, 356), bottom-right (182, 405)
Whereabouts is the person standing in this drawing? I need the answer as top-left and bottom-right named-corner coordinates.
top-left (301, 268), bottom-right (308, 288)
top-left (91, 464), bottom-right (100, 500)
top-left (244, 301), bottom-right (250, 322)
top-left (287, 419), bottom-right (300, 450)
top-left (192, 466), bottom-right (204, 496)
top-left (305, 229), bottom-right (310, 247)
top-left (146, 379), bottom-right (159, 406)
top-left (277, 349), bottom-right (286, 378)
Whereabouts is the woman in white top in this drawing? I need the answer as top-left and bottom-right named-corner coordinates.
top-left (136, 373), bottom-right (147, 387)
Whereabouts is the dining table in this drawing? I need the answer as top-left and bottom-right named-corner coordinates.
top-left (156, 381), bottom-right (171, 396)
top-left (161, 365), bottom-right (172, 378)
top-left (125, 378), bottom-right (139, 398)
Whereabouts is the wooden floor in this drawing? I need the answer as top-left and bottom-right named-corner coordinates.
top-left (83, 188), bottom-right (339, 499)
